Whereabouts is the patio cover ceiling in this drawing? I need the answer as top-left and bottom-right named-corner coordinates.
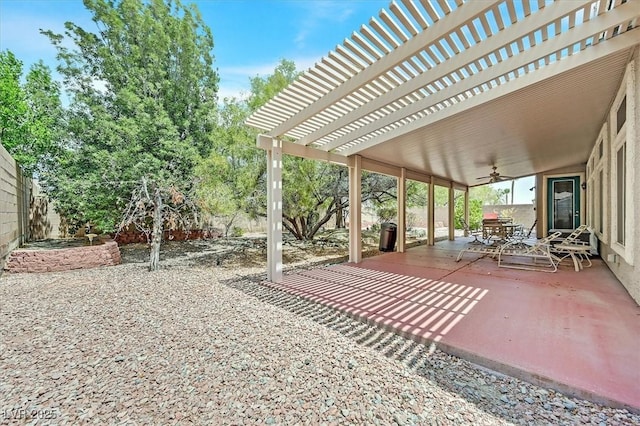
top-left (246, 0), bottom-right (640, 187)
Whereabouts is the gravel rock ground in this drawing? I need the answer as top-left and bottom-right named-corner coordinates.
top-left (1, 253), bottom-right (638, 425)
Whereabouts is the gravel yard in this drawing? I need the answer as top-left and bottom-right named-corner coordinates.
top-left (1, 241), bottom-right (638, 425)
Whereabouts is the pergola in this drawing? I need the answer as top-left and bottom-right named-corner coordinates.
top-left (246, 0), bottom-right (640, 282)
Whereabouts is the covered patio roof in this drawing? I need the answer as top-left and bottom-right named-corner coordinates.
top-left (247, 0), bottom-right (639, 186)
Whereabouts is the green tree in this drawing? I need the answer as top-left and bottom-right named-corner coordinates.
top-left (0, 51), bottom-right (27, 161)
top-left (244, 60), bottom-right (353, 240)
top-left (454, 197), bottom-right (483, 230)
top-left (369, 181), bottom-right (503, 231)
top-left (42, 0), bottom-right (219, 270)
top-left (247, 59), bottom-right (299, 112)
top-left (0, 51), bottom-right (62, 175)
top-left (195, 60), bottom-right (297, 237)
top-left (502, 188), bottom-right (511, 204)
top-left (196, 59), bottom-right (398, 241)
top-left (469, 184), bottom-right (505, 205)
top-left (195, 97), bottom-right (264, 236)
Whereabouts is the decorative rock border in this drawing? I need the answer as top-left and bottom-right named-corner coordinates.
top-left (4, 240), bottom-right (121, 273)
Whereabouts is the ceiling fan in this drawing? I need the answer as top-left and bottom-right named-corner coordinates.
top-left (476, 166), bottom-right (514, 183)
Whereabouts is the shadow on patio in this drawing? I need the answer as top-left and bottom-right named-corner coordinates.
top-left (263, 239), bottom-right (640, 412)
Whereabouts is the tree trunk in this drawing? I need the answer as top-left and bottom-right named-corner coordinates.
top-left (335, 204), bottom-right (344, 228)
top-left (307, 207), bottom-right (338, 240)
top-left (149, 187), bottom-right (163, 271)
top-left (283, 215), bottom-right (304, 240)
top-left (511, 180), bottom-right (515, 204)
top-left (300, 216), bottom-right (308, 239)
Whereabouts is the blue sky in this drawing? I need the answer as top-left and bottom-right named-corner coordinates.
top-left (0, 0), bottom-right (389, 99)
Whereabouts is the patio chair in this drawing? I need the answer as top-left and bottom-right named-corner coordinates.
top-left (460, 218), bottom-right (483, 245)
top-left (525, 219), bottom-right (537, 238)
top-left (551, 224), bottom-right (589, 245)
top-left (549, 225), bottom-right (592, 271)
top-left (503, 219), bottom-right (537, 248)
top-left (497, 232), bottom-right (562, 273)
top-left (455, 242), bottom-right (500, 261)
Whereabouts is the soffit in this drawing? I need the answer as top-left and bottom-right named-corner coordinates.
top-left (357, 49), bottom-right (631, 185)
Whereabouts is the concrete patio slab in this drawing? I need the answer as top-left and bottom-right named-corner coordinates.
top-left (265, 241), bottom-right (640, 412)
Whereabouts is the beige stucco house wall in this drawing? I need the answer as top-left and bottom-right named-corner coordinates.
top-left (531, 49), bottom-right (639, 305)
top-left (585, 48), bottom-right (639, 304)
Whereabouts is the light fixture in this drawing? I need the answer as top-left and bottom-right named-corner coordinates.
top-left (581, 182), bottom-right (587, 190)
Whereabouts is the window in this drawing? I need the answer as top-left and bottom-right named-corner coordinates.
top-left (616, 143), bottom-right (626, 245)
top-left (587, 126), bottom-right (607, 242)
top-left (616, 96), bottom-right (626, 133)
top-left (598, 169), bottom-right (603, 234)
top-left (598, 140), bottom-right (603, 158)
top-left (608, 62), bottom-right (634, 264)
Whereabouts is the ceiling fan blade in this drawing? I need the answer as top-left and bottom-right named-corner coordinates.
top-left (476, 165), bottom-right (512, 183)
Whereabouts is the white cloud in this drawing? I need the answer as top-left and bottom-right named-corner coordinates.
top-left (221, 63), bottom-right (283, 79)
top-left (217, 86), bottom-right (249, 102)
top-left (291, 1), bottom-right (356, 49)
top-left (217, 55), bottom-right (323, 100)
top-left (294, 29), bottom-right (310, 49)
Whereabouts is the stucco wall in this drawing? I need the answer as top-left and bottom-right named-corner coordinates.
top-left (600, 51), bottom-right (640, 304)
top-left (0, 144), bottom-right (30, 270)
top-left (534, 51), bottom-right (640, 305)
top-left (585, 50), bottom-right (640, 305)
top-left (481, 204), bottom-right (536, 231)
top-left (30, 180), bottom-right (62, 240)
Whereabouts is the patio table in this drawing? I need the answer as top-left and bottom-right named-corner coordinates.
top-left (482, 222), bottom-right (521, 244)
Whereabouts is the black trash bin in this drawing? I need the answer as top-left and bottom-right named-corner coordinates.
top-left (379, 222), bottom-right (397, 252)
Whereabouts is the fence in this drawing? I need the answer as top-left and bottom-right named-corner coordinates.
top-left (30, 180), bottom-right (62, 240)
top-left (0, 144), bottom-right (31, 269)
top-left (404, 204), bottom-right (535, 229)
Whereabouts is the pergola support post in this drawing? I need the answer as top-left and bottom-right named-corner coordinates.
top-left (464, 189), bottom-right (470, 237)
top-left (265, 137), bottom-right (283, 283)
top-left (448, 184), bottom-right (455, 241)
top-left (348, 155), bottom-right (362, 263)
top-left (397, 168), bottom-right (406, 252)
top-left (428, 178), bottom-right (435, 246)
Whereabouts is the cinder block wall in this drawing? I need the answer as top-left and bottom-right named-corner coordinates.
top-left (30, 180), bottom-right (62, 240)
top-left (0, 144), bottom-right (31, 269)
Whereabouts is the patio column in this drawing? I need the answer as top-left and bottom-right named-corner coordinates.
top-left (464, 188), bottom-right (470, 237)
top-left (265, 137), bottom-right (283, 283)
top-left (397, 168), bottom-right (406, 252)
top-left (348, 155), bottom-right (362, 263)
top-left (428, 177), bottom-right (435, 246)
top-left (448, 183), bottom-right (455, 241)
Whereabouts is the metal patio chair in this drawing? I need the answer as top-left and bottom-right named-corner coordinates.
top-left (497, 232), bottom-right (563, 272)
top-left (550, 225), bottom-right (592, 271)
top-left (461, 218), bottom-right (483, 245)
